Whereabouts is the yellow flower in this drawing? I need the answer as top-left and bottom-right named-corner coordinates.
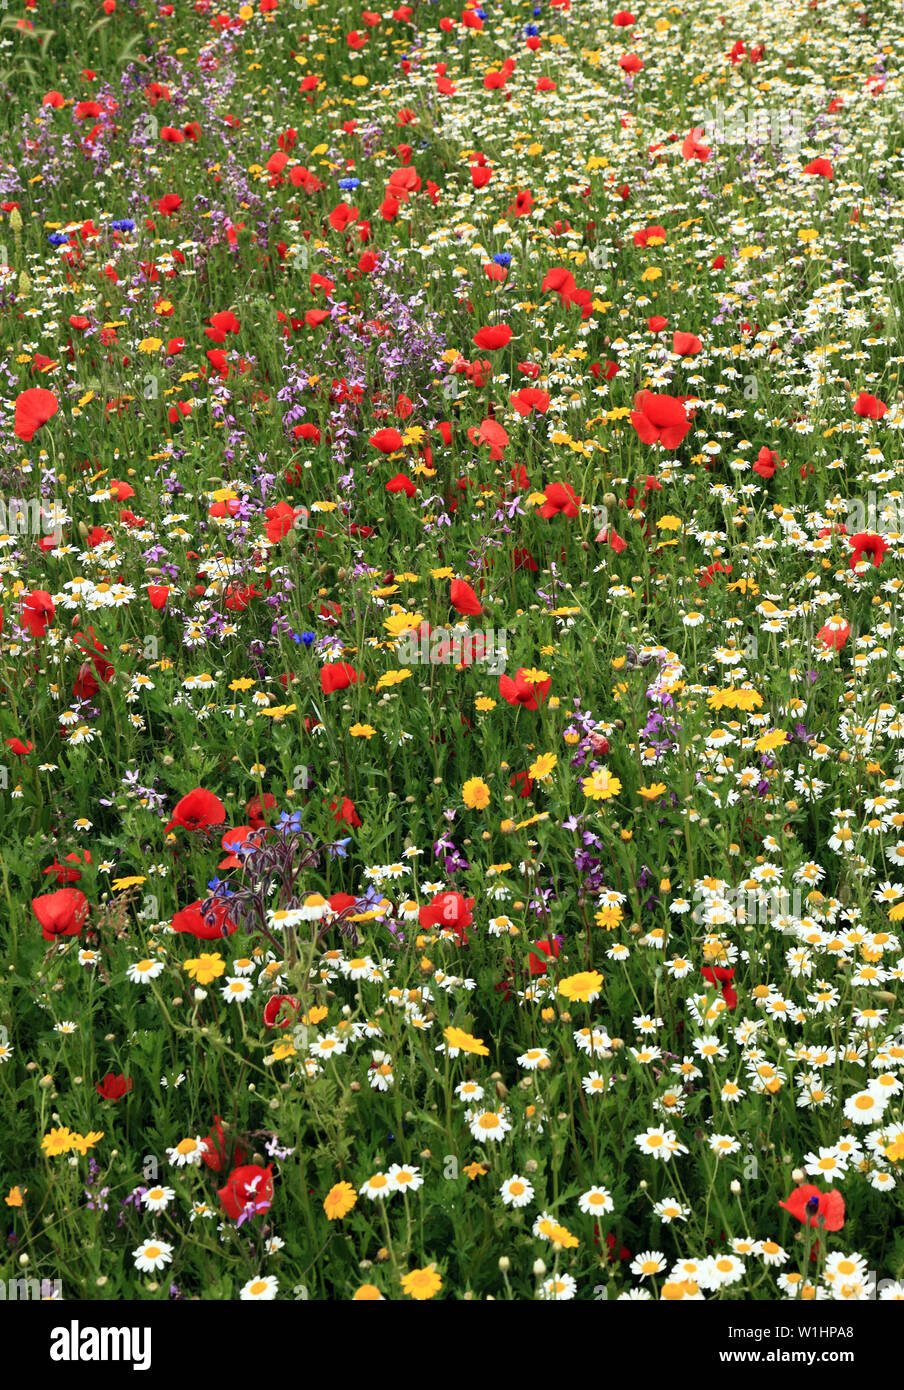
top-left (444, 1026), bottom-right (490, 1056)
top-left (464, 1160), bottom-right (489, 1179)
top-left (656, 515), bottom-right (682, 531)
top-left (376, 669), bottom-right (412, 689)
top-left (112, 875), bottom-right (147, 892)
top-left (708, 686), bottom-right (763, 712)
top-left (755, 729), bottom-right (787, 753)
top-left (475, 697), bottom-right (496, 711)
top-left (528, 752), bottom-right (557, 780)
top-left (137, 337), bottom-right (163, 353)
top-left (183, 953), bottom-right (226, 985)
top-left (595, 905), bottom-right (624, 930)
top-left (558, 970), bottom-right (604, 1003)
top-left (41, 1127), bottom-right (75, 1157)
top-left (70, 1131), bottom-right (104, 1155)
top-left (383, 610), bottom-right (424, 638)
top-left (401, 1266), bottom-right (442, 1301)
top-left (637, 783), bottom-right (667, 799)
top-left (520, 667), bottom-right (549, 685)
top-left (324, 1181), bottom-right (358, 1221)
top-left (258, 704), bottom-right (296, 720)
top-left (229, 677), bottom-right (256, 692)
top-left (5, 1186), bottom-right (26, 1207)
top-left (582, 769), bottom-right (621, 801)
top-left (301, 1005), bottom-right (329, 1026)
top-left (352, 1283), bottom-right (384, 1300)
top-left (547, 1221), bottom-right (580, 1249)
top-left (462, 776), bottom-right (490, 810)
top-left (349, 723), bottom-right (377, 739)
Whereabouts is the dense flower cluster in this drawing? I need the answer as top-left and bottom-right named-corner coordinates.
top-left (1, 0), bottom-right (903, 1303)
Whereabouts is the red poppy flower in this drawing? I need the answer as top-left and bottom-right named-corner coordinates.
top-left (849, 532), bottom-right (889, 570)
top-left (619, 53), bottom-right (643, 72)
top-left (817, 619), bottom-right (850, 650)
top-left (200, 1115), bottom-right (247, 1173)
top-left (32, 888), bottom-right (88, 940)
top-left (647, 315), bottom-right (668, 333)
top-left (698, 560), bottom-right (732, 587)
top-left (510, 770), bottom-right (534, 798)
top-left (218, 824), bottom-right (257, 870)
top-left (672, 331), bottom-right (703, 355)
top-left (96, 1073), bottom-right (133, 1101)
top-left (165, 787), bottom-right (226, 833)
top-left (596, 526), bottom-right (628, 553)
top-left (539, 481), bottom-right (581, 519)
top-left (752, 446), bottom-right (780, 479)
top-left (802, 157), bottom-right (833, 179)
top-left (630, 390), bottom-right (692, 449)
top-left (633, 225), bottom-right (666, 248)
top-left (320, 662), bottom-right (362, 694)
top-left (508, 383), bottom-right (550, 418)
top-left (246, 792), bottom-right (278, 829)
top-left (218, 1162), bottom-right (273, 1220)
top-left (156, 193), bottom-right (183, 216)
top-left (329, 796), bottom-right (362, 828)
top-left (779, 1184), bottom-right (845, 1231)
top-left (499, 667), bottom-right (551, 711)
top-left (42, 851), bottom-right (90, 883)
top-left (263, 995), bottom-right (301, 1029)
top-left (450, 578), bottom-right (482, 616)
top-left (418, 890), bottom-right (474, 945)
top-left (21, 588), bottom-right (55, 636)
top-left (473, 324), bottom-right (513, 350)
top-left (529, 937), bottom-right (561, 975)
top-left (467, 417), bottom-right (509, 460)
top-left (14, 387), bottom-right (58, 442)
top-left (171, 898), bottom-right (238, 940)
top-left (701, 965), bottom-right (737, 1010)
top-left (386, 472), bottom-right (417, 498)
top-left (853, 391), bottom-right (887, 420)
top-left (681, 127), bottom-right (711, 160)
top-left (147, 584), bottom-right (170, 609)
top-left (264, 500), bottom-right (305, 543)
top-left (368, 427), bottom-right (405, 453)
top-left (5, 737), bottom-right (32, 755)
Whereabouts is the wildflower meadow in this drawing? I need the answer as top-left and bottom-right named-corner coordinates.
top-left (2, 0), bottom-right (904, 1328)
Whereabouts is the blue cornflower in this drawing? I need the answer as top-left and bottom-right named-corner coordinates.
top-left (525, 23), bottom-right (538, 34)
top-left (300, 631), bottom-right (316, 646)
top-left (111, 219), bottom-right (135, 232)
top-left (493, 252), bottom-right (512, 266)
top-left (338, 178), bottom-right (360, 191)
top-left (47, 232), bottom-right (69, 246)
